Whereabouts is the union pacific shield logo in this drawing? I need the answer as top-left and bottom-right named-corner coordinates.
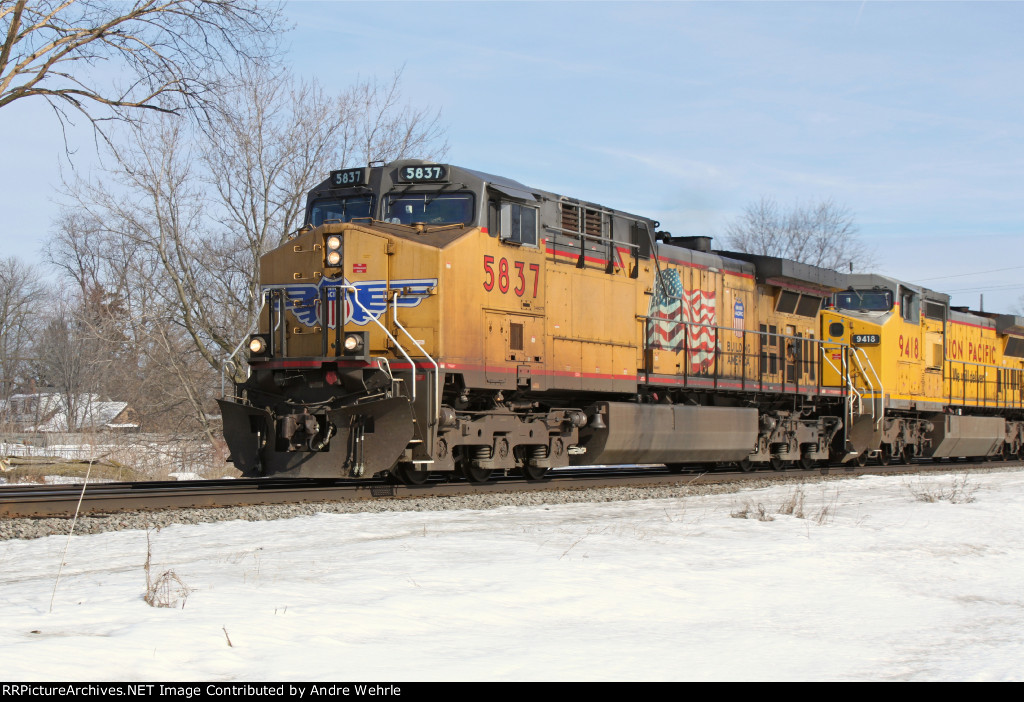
top-left (272, 277), bottom-right (436, 328)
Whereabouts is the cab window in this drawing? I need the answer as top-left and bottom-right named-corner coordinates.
top-left (834, 290), bottom-right (893, 312)
top-left (383, 192), bottom-right (475, 226)
top-left (308, 196), bottom-right (374, 226)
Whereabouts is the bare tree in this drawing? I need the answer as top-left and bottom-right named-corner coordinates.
top-left (0, 256), bottom-right (45, 401)
top-left (723, 197), bottom-right (876, 272)
top-left (33, 293), bottom-right (107, 432)
top-left (0, 0), bottom-right (282, 131)
top-left (51, 67), bottom-right (448, 433)
top-left (205, 64), bottom-right (447, 267)
top-left (343, 69), bottom-right (448, 166)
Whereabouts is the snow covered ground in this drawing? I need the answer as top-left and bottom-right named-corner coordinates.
top-left (1, 469), bottom-right (1022, 681)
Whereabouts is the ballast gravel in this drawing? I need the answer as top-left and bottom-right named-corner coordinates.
top-left (0, 473), bottom-right (851, 541)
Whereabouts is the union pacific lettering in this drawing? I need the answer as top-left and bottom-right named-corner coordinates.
top-left (946, 339), bottom-right (997, 364)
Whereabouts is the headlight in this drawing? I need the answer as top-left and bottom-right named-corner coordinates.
top-left (339, 331), bottom-right (368, 359)
top-left (326, 235), bottom-right (342, 250)
top-left (248, 335), bottom-right (268, 355)
top-left (326, 250), bottom-right (342, 266)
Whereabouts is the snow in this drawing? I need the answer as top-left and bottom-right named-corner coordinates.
top-left (1, 470), bottom-right (1022, 681)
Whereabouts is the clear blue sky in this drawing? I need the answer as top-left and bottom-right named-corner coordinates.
top-left (2, 1), bottom-right (1022, 311)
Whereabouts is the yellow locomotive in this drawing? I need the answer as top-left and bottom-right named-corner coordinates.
top-left (218, 160), bottom-right (1024, 482)
top-left (822, 276), bottom-right (1024, 464)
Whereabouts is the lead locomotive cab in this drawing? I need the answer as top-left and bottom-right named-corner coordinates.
top-left (219, 161), bottom-right (493, 479)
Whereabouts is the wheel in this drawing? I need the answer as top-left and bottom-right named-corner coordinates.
top-left (769, 457), bottom-right (786, 471)
top-left (393, 463), bottom-right (431, 485)
top-left (521, 464), bottom-right (550, 481)
top-left (798, 452), bottom-right (816, 471)
top-left (877, 445), bottom-right (891, 466)
top-left (1002, 445), bottom-right (1014, 461)
top-left (855, 452), bottom-right (868, 467)
top-left (899, 446), bottom-right (913, 465)
top-left (736, 458), bottom-right (754, 473)
top-left (462, 465), bottom-right (494, 484)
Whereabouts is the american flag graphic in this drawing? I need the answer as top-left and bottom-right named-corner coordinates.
top-left (646, 269), bottom-right (717, 372)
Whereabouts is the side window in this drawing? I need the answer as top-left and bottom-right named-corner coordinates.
top-left (632, 221), bottom-right (651, 259)
top-left (776, 290), bottom-right (799, 314)
top-left (900, 289), bottom-right (919, 323)
top-left (795, 295), bottom-right (822, 317)
top-left (488, 199), bottom-right (499, 238)
top-left (500, 202), bottom-right (538, 246)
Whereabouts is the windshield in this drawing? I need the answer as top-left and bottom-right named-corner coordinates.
top-left (383, 192), bottom-right (475, 226)
top-left (308, 196), bottom-right (374, 226)
top-left (834, 289), bottom-right (894, 312)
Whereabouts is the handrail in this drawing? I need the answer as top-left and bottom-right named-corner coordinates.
top-left (638, 313), bottom-right (811, 346)
top-left (639, 314), bottom-right (835, 388)
top-left (543, 224), bottom-right (641, 248)
top-left (639, 311), bottom-right (853, 403)
top-left (373, 356), bottom-right (395, 382)
top-left (221, 292), bottom-right (268, 398)
top-left (339, 284), bottom-right (417, 401)
top-left (849, 346), bottom-right (885, 428)
top-left (393, 292), bottom-right (441, 443)
top-left (820, 344), bottom-right (860, 402)
top-left (820, 344), bottom-right (863, 431)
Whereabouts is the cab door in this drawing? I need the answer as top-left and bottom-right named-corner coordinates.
top-left (820, 311), bottom-right (849, 392)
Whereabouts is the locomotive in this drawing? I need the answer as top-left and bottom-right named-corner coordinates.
top-left (218, 160), bottom-right (1024, 483)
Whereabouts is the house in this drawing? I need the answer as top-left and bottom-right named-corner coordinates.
top-left (0, 391), bottom-right (139, 433)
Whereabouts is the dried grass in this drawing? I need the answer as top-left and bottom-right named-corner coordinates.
top-left (906, 474), bottom-right (978, 504)
top-left (731, 485), bottom-right (838, 525)
top-left (143, 530), bottom-right (192, 608)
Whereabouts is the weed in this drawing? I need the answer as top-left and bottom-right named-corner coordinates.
top-left (143, 530), bottom-right (192, 608)
top-left (730, 501), bottom-right (775, 521)
top-left (906, 473), bottom-right (978, 504)
top-left (731, 486), bottom-right (838, 526)
top-left (814, 489), bottom-right (841, 525)
top-left (730, 502), bottom-right (752, 519)
top-left (777, 486), bottom-right (806, 518)
top-left (559, 527), bottom-right (605, 559)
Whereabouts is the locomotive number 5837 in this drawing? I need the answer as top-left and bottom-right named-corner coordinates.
top-left (483, 255), bottom-right (540, 298)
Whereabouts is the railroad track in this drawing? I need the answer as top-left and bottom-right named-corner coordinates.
top-left (2, 460), bottom-right (1020, 519)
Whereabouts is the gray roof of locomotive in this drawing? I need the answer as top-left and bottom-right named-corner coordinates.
top-left (307, 159), bottom-right (659, 230)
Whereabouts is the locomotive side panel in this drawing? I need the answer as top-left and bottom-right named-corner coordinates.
top-left (435, 225), bottom-right (547, 388)
top-left (945, 313), bottom-right (1000, 408)
top-left (644, 248), bottom-right (757, 386)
